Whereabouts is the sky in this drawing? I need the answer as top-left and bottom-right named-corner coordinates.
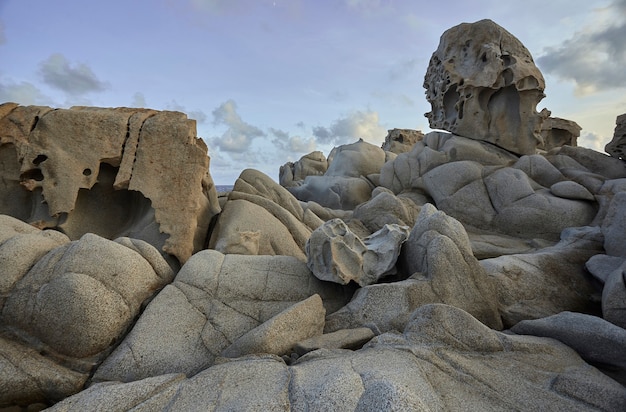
top-left (1, 0), bottom-right (625, 184)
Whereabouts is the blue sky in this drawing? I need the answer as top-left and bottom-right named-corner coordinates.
top-left (1, 0), bottom-right (625, 184)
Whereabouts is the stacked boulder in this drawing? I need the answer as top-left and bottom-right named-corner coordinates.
top-left (1, 18), bottom-right (626, 411)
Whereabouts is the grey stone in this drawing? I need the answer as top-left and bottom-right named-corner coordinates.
top-left (221, 294), bottom-right (325, 358)
top-left (306, 219), bottom-right (410, 286)
top-left (293, 327), bottom-right (375, 356)
top-left (511, 311), bottom-right (626, 384)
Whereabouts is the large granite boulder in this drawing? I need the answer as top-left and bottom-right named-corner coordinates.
top-left (380, 128), bottom-right (424, 154)
top-left (0, 103), bottom-right (220, 264)
top-left (424, 19), bottom-right (548, 155)
top-left (0, 222), bottom-right (174, 407)
top-left (92, 250), bottom-right (353, 383)
top-left (279, 150), bottom-right (327, 188)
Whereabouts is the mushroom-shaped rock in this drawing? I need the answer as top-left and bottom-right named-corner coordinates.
top-left (424, 19), bottom-right (547, 155)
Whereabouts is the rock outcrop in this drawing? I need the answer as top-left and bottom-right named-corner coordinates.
top-left (0, 103), bottom-right (220, 264)
top-left (424, 19), bottom-right (548, 155)
top-left (3, 19), bottom-right (626, 412)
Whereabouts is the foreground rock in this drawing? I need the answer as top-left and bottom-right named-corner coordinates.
top-left (0, 217), bottom-right (174, 407)
top-left (0, 103), bottom-right (220, 264)
top-left (93, 250), bottom-right (352, 382)
top-left (49, 305), bottom-right (626, 411)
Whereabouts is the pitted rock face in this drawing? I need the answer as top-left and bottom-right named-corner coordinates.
top-left (424, 19), bottom-right (548, 155)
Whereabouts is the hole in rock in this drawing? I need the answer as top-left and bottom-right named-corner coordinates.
top-left (502, 69), bottom-right (514, 86)
top-left (481, 52), bottom-right (487, 63)
top-left (33, 154), bottom-right (48, 165)
top-left (502, 54), bottom-right (516, 66)
top-left (21, 169), bottom-right (44, 181)
top-left (83, 168), bottom-right (92, 176)
top-left (443, 84), bottom-right (460, 123)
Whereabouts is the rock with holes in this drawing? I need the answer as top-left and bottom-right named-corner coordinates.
top-left (539, 116), bottom-right (581, 151)
top-left (424, 19), bottom-right (548, 155)
top-left (0, 103), bottom-right (220, 264)
top-left (381, 128), bottom-right (424, 154)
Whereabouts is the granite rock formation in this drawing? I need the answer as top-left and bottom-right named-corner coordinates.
top-left (0, 103), bottom-right (220, 265)
top-left (424, 19), bottom-right (548, 155)
top-left (2, 18), bottom-right (626, 411)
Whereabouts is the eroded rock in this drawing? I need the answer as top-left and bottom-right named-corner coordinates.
top-left (0, 103), bottom-right (220, 264)
top-left (424, 19), bottom-right (548, 155)
top-left (306, 219), bottom-right (410, 287)
top-left (605, 113), bottom-right (626, 160)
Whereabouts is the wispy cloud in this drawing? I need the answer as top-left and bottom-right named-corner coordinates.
top-left (131, 92), bottom-right (147, 107)
top-left (38, 53), bottom-right (109, 96)
top-left (166, 99), bottom-right (207, 123)
top-left (537, 0), bottom-right (626, 95)
top-left (209, 99), bottom-right (265, 152)
top-left (312, 109), bottom-right (386, 145)
top-left (270, 127), bottom-right (316, 153)
top-left (0, 78), bottom-right (54, 106)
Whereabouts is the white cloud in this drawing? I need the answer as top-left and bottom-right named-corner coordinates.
top-left (166, 99), bottom-right (207, 123)
top-left (537, 0), bottom-right (626, 94)
top-left (0, 79), bottom-right (54, 106)
top-left (209, 99), bottom-right (265, 152)
top-left (131, 92), bottom-right (147, 107)
top-left (270, 127), bottom-right (316, 154)
top-left (313, 109), bottom-right (386, 145)
top-left (38, 53), bottom-right (109, 96)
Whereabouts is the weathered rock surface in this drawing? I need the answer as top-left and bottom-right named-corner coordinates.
top-left (605, 112), bottom-right (626, 159)
top-left (481, 226), bottom-right (604, 327)
top-left (286, 140), bottom-right (382, 210)
top-left (209, 169), bottom-right (318, 260)
top-left (221, 294), bottom-right (325, 358)
top-left (0, 103), bottom-right (220, 264)
top-left (381, 128), bottom-right (424, 154)
top-left (539, 116), bottom-right (581, 151)
top-left (424, 19), bottom-right (548, 155)
top-left (325, 204), bottom-right (502, 332)
top-left (511, 311), bottom-right (626, 385)
top-left (48, 305), bottom-right (626, 412)
top-left (93, 250), bottom-right (352, 382)
top-left (306, 218), bottom-right (410, 286)
top-left (1, 232), bottom-right (174, 359)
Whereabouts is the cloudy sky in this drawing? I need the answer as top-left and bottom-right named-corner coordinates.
top-left (1, 0), bottom-right (625, 184)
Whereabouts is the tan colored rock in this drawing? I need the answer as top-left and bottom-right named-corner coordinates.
top-left (539, 116), bottom-right (581, 151)
top-left (2, 233), bottom-right (174, 359)
top-left (381, 128), bottom-right (424, 154)
top-left (605, 113), bottom-right (626, 160)
top-left (0, 104), bottom-right (220, 264)
top-left (424, 20), bottom-right (548, 155)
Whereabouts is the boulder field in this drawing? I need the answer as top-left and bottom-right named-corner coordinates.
top-left (1, 19), bottom-right (626, 411)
